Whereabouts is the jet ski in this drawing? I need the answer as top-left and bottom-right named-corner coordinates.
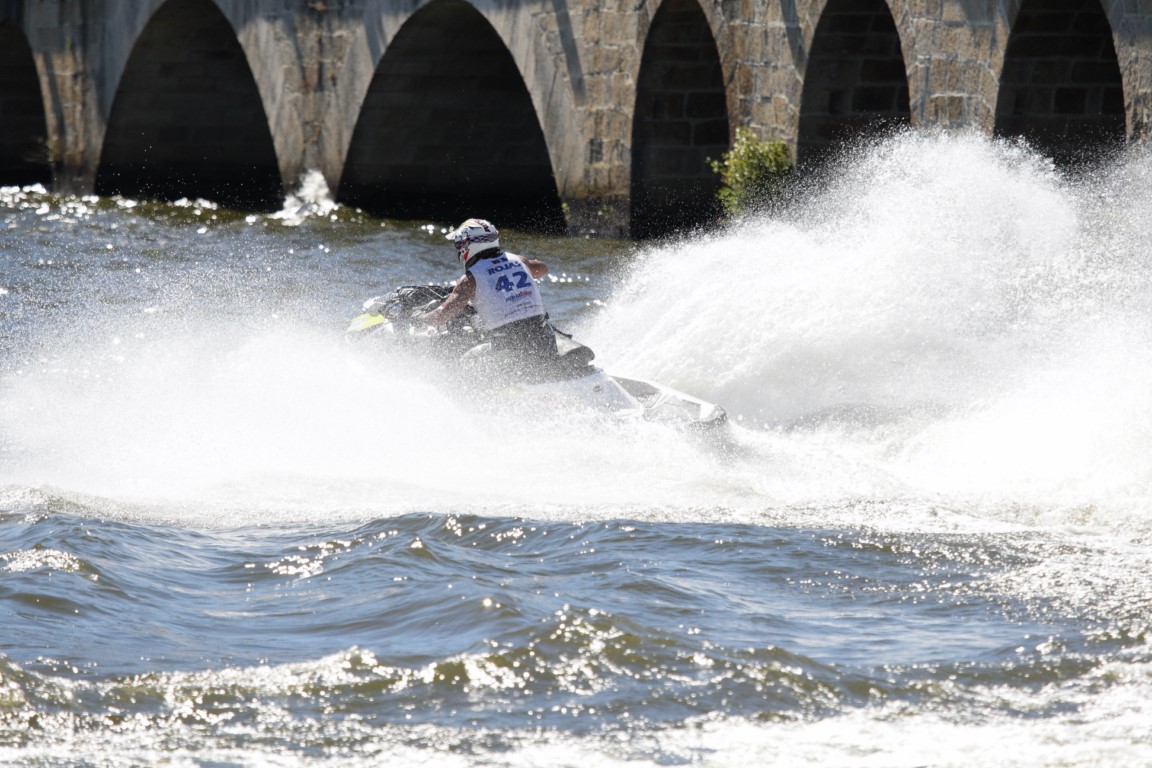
top-left (346, 285), bottom-right (726, 430)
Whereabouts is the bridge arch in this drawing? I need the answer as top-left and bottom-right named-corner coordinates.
top-left (797, 0), bottom-right (911, 167)
top-left (339, 0), bottom-right (565, 232)
top-left (0, 21), bottom-right (50, 186)
top-left (95, 0), bottom-right (281, 208)
top-left (630, 0), bottom-right (730, 238)
top-left (994, 0), bottom-right (1125, 166)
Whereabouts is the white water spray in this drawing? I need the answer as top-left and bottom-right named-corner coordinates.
top-left (270, 169), bottom-right (340, 226)
top-left (2, 134), bottom-right (1151, 528)
top-left (584, 133), bottom-right (1152, 519)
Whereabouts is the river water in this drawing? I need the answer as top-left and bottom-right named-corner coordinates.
top-left (2, 134), bottom-right (1151, 766)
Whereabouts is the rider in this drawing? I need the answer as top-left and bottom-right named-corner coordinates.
top-left (419, 218), bottom-right (558, 371)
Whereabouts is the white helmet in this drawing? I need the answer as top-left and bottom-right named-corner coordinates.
top-left (446, 218), bottom-right (500, 265)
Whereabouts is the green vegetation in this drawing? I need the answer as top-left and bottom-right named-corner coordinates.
top-left (710, 128), bottom-right (793, 216)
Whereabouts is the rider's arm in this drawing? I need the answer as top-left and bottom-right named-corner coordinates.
top-left (420, 273), bottom-right (476, 327)
top-left (524, 258), bottom-right (548, 279)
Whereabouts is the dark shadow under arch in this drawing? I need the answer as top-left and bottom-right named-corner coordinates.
top-left (0, 22), bottom-right (51, 187)
top-left (96, 0), bottom-right (281, 209)
top-left (630, 0), bottom-right (729, 239)
top-left (994, 0), bottom-right (1125, 167)
top-left (339, 0), bottom-right (565, 233)
top-left (797, 0), bottom-right (910, 168)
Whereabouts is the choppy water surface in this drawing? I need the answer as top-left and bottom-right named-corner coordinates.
top-left (2, 137), bottom-right (1151, 766)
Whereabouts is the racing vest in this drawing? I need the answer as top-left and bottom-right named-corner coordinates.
top-left (467, 252), bottom-right (545, 331)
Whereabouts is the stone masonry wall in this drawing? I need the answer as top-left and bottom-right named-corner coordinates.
top-left (2, 0), bottom-right (1152, 235)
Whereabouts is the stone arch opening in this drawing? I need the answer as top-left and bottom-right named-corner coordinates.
top-left (340, 0), bottom-right (564, 232)
top-left (630, 0), bottom-right (729, 239)
top-left (95, 0), bottom-right (281, 209)
top-left (0, 22), bottom-right (51, 187)
top-left (797, 0), bottom-right (910, 167)
top-left (994, 0), bottom-right (1124, 167)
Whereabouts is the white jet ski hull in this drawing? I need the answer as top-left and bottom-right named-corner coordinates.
top-left (346, 285), bottom-right (727, 431)
top-left (469, 367), bottom-right (726, 430)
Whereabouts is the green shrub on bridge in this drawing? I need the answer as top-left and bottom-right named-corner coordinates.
top-left (710, 128), bottom-right (793, 217)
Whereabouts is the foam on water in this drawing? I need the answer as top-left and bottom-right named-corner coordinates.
top-left (269, 169), bottom-right (340, 226)
top-left (3, 646), bottom-right (1149, 767)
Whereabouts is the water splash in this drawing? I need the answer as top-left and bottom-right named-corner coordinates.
top-left (583, 132), bottom-right (1152, 519)
top-left (270, 169), bottom-right (340, 226)
top-left (3, 133), bottom-right (1152, 528)
top-left (0, 309), bottom-right (734, 521)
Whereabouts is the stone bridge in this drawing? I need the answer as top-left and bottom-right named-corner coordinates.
top-left (2, 0), bottom-right (1151, 236)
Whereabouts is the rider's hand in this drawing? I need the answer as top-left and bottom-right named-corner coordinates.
top-left (362, 296), bottom-right (387, 315)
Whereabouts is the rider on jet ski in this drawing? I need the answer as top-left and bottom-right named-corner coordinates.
top-left (418, 218), bottom-right (558, 374)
